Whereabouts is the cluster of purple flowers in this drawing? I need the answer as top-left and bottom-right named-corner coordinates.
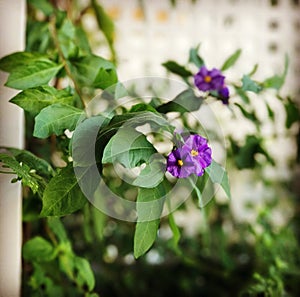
top-left (166, 134), bottom-right (212, 178)
top-left (194, 66), bottom-right (229, 104)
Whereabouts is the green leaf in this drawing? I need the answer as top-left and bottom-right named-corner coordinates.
top-left (23, 236), bottom-right (55, 262)
top-left (5, 61), bottom-right (63, 90)
top-left (284, 97), bottom-right (299, 129)
top-left (266, 103), bottom-right (275, 121)
top-left (263, 54), bottom-right (289, 90)
top-left (69, 54), bottom-right (117, 89)
top-left (33, 103), bottom-right (83, 138)
top-left (26, 21), bottom-right (52, 53)
top-left (57, 19), bottom-right (79, 59)
top-left (205, 160), bottom-right (231, 199)
top-left (130, 103), bottom-right (158, 113)
top-left (59, 252), bottom-right (95, 292)
top-left (234, 103), bottom-right (259, 123)
top-left (4, 147), bottom-right (54, 177)
top-left (92, 206), bottom-right (106, 242)
top-left (28, 0), bottom-right (54, 15)
top-left (235, 86), bottom-right (250, 104)
top-left (102, 127), bottom-right (156, 168)
top-left (10, 86), bottom-right (74, 115)
top-left (73, 256), bottom-right (95, 291)
top-left (75, 26), bottom-right (92, 55)
top-left (132, 154), bottom-right (166, 188)
top-left (134, 182), bottom-right (166, 258)
top-left (157, 89), bottom-right (203, 114)
top-left (168, 211), bottom-right (181, 248)
top-left (91, 0), bottom-right (115, 58)
top-left (242, 75), bottom-right (263, 93)
top-left (72, 115), bottom-right (109, 167)
top-left (0, 51), bottom-right (50, 72)
top-left (189, 44), bottom-right (204, 68)
top-left (162, 61), bottom-right (193, 77)
top-left (47, 217), bottom-right (69, 242)
top-left (0, 153), bottom-right (42, 194)
top-left (221, 49), bottom-right (242, 71)
top-left (40, 164), bottom-right (87, 216)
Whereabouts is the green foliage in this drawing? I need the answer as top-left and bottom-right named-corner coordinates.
top-left (23, 236), bottom-right (56, 262)
top-left (162, 60), bottom-right (193, 77)
top-left (134, 182), bottom-right (166, 258)
top-left (221, 49), bottom-right (242, 71)
top-left (189, 44), bottom-right (204, 68)
top-left (69, 54), bottom-right (118, 89)
top-left (6, 60), bottom-right (63, 90)
top-left (157, 89), bottom-right (203, 114)
top-left (0, 153), bottom-right (45, 194)
top-left (10, 86), bottom-right (74, 116)
top-left (102, 127), bottom-right (157, 168)
top-left (91, 0), bottom-right (116, 61)
top-left (205, 160), bottom-right (231, 200)
top-left (33, 103), bottom-right (83, 138)
top-left (263, 54), bottom-right (289, 90)
top-left (242, 75), bottom-right (263, 93)
top-left (40, 165), bottom-right (87, 216)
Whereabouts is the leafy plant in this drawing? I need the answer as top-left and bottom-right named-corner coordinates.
top-left (0, 1), bottom-right (299, 296)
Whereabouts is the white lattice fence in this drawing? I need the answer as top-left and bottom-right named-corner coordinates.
top-left (91, 0), bottom-right (300, 95)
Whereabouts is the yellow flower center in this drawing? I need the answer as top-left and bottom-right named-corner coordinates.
top-left (191, 149), bottom-right (198, 156)
top-left (177, 159), bottom-right (184, 167)
top-left (204, 75), bottom-right (212, 83)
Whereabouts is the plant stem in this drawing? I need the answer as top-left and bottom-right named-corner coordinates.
top-left (49, 15), bottom-right (86, 108)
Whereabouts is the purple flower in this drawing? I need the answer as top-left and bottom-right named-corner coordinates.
top-left (166, 134), bottom-right (212, 178)
top-left (218, 86), bottom-right (230, 105)
top-left (194, 66), bottom-right (230, 104)
top-left (194, 66), bottom-right (225, 92)
top-left (183, 134), bottom-right (212, 176)
top-left (166, 147), bottom-right (195, 178)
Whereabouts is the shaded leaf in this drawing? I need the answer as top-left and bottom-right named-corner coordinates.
top-left (33, 103), bottom-right (83, 138)
top-left (10, 86), bottom-right (73, 115)
top-left (221, 49), bottom-right (241, 71)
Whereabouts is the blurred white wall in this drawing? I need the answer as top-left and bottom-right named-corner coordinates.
top-left (0, 0), bottom-right (25, 296)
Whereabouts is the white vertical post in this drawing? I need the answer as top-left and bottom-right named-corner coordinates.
top-left (0, 0), bottom-right (26, 296)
